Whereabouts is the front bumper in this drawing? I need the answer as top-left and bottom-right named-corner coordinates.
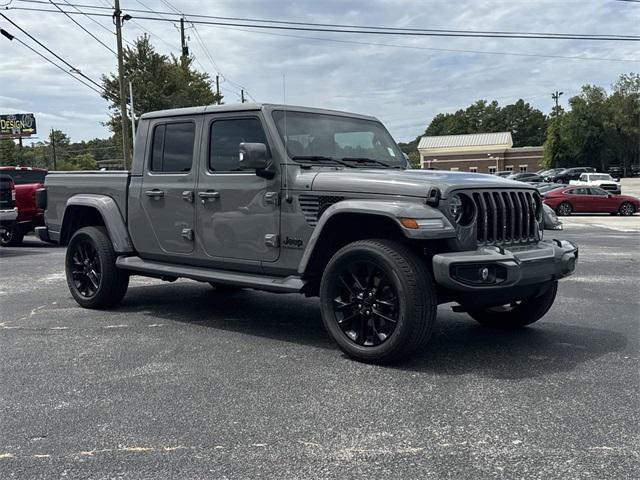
top-left (0, 208), bottom-right (18, 223)
top-left (432, 239), bottom-right (578, 292)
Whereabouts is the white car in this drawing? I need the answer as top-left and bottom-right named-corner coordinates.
top-left (569, 173), bottom-right (621, 194)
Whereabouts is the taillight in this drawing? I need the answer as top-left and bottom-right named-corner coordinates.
top-left (11, 190), bottom-right (16, 201)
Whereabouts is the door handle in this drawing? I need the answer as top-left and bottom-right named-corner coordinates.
top-left (198, 191), bottom-right (220, 203)
top-left (145, 189), bottom-right (165, 198)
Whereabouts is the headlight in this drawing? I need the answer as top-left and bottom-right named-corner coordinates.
top-left (450, 195), bottom-right (463, 223)
top-left (449, 194), bottom-right (475, 226)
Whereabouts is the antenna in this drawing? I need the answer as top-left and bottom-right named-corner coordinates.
top-left (283, 73), bottom-right (291, 203)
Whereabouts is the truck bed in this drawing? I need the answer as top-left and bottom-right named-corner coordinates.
top-left (44, 171), bottom-right (130, 238)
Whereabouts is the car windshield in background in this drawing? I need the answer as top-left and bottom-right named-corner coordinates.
top-left (272, 110), bottom-right (405, 168)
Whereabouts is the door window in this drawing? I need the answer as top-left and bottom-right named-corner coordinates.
top-left (209, 118), bottom-right (267, 172)
top-left (589, 187), bottom-right (608, 196)
top-left (150, 122), bottom-right (195, 173)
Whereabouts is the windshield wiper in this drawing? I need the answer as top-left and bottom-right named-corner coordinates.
top-left (290, 155), bottom-right (354, 167)
top-left (340, 157), bottom-right (397, 168)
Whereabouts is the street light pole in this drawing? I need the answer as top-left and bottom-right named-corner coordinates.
top-left (114, 0), bottom-right (130, 169)
top-left (551, 90), bottom-right (563, 117)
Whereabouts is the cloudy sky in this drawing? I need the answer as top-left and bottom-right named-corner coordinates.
top-left (1, 0), bottom-right (638, 145)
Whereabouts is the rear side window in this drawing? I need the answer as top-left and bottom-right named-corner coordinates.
top-left (209, 118), bottom-right (267, 172)
top-left (150, 122), bottom-right (195, 173)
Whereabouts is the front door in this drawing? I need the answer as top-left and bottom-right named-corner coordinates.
top-left (140, 119), bottom-right (198, 255)
top-left (195, 114), bottom-right (280, 263)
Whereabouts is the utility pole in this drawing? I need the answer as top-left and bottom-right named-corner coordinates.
top-left (50, 128), bottom-right (57, 170)
top-left (551, 90), bottom-right (563, 118)
top-left (180, 17), bottom-right (189, 62)
top-left (216, 75), bottom-right (220, 104)
top-left (129, 80), bottom-right (136, 148)
top-left (241, 89), bottom-right (245, 103)
top-left (114, 0), bottom-right (130, 169)
top-left (551, 90), bottom-right (563, 169)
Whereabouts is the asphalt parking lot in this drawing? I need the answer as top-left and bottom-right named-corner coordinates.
top-left (1, 218), bottom-right (639, 479)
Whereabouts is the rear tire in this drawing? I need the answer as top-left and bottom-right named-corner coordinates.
top-left (319, 239), bottom-right (436, 364)
top-left (0, 223), bottom-right (24, 247)
top-left (65, 226), bottom-right (129, 309)
top-left (556, 202), bottom-right (572, 216)
top-left (467, 281), bottom-right (558, 328)
top-left (619, 202), bottom-right (635, 216)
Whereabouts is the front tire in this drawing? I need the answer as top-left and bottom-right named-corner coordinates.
top-left (556, 202), bottom-right (572, 216)
top-left (66, 226), bottom-right (129, 309)
top-left (467, 281), bottom-right (558, 328)
top-left (319, 239), bottom-right (436, 364)
top-left (619, 202), bottom-right (635, 216)
top-left (0, 223), bottom-right (24, 247)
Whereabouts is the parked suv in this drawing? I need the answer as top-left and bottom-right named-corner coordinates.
top-left (37, 104), bottom-right (578, 364)
top-left (546, 167), bottom-right (595, 184)
top-left (0, 167), bottom-right (47, 246)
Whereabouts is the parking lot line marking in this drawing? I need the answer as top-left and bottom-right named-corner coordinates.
top-left (0, 453), bottom-right (15, 459)
top-left (103, 325), bottom-right (129, 329)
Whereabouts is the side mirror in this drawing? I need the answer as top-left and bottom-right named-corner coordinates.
top-left (239, 142), bottom-right (269, 170)
top-left (607, 194), bottom-right (612, 198)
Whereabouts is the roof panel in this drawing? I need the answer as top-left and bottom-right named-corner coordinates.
top-left (418, 132), bottom-right (513, 150)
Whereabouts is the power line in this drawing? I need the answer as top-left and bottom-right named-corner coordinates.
top-left (48, 0), bottom-right (116, 54)
top-left (14, 0), bottom-right (640, 40)
top-left (0, 12), bottom-right (105, 91)
top-left (6, 4), bottom-right (638, 67)
top-left (0, 26), bottom-right (104, 95)
top-left (208, 23), bottom-right (639, 64)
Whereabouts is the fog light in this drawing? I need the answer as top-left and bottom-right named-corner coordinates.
top-left (452, 264), bottom-right (507, 285)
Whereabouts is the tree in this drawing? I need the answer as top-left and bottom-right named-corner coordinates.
top-left (0, 140), bottom-right (17, 166)
top-left (101, 35), bottom-right (221, 157)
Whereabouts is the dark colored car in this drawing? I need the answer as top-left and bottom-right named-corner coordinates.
top-left (506, 172), bottom-right (544, 183)
top-left (543, 186), bottom-right (640, 216)
top-left (546, 167), bottom-right (596, 184)
top-left (0, 167), bottom-right (47, 246)
top-left (494, 171), bottom-right (512, 177)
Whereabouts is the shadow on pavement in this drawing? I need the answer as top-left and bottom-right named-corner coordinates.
top-left (118, 282), bottom-right (627, 380)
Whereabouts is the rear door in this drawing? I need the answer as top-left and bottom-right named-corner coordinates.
top-left (194, 112), bottom-right (281, 264)
top-left (139, 119), bottom-right (198, 255)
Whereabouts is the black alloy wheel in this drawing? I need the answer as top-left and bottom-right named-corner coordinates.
top-left (0, 223), bottom-right (24, 247)
top-left (331, 260), bottom-right (399, 347)
top-left (319, 239), bottom-right (437, 364)
top-left (69, 239), bottom-right (101, 298)
top-left (65, 226), bottom-right (129, 309)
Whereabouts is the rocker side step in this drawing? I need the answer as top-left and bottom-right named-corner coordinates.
top-left (115, 256), bottom-right (304, 293)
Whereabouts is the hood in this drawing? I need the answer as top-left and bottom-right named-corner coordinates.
top-left (311, 169), bottom-right (534, 199)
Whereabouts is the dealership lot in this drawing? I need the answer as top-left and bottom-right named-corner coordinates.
top-left (1, 218), bottom-right (638, 479)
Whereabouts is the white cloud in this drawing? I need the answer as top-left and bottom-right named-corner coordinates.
top-left (1, 0), bottom-right (637, 143)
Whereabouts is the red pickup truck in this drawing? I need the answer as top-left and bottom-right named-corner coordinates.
top-left (0, 166), bottom-right (47, 246)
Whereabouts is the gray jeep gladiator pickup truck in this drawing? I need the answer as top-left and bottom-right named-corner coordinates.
top-left (36, 103), bottom-right (577, 364)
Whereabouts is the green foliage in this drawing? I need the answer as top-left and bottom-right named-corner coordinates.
top-left (101, 35), bottom-right (222, 156)
top-left (0, 140), bottom-right (17, 166)
top-left (544, 73), bottom-right (640, 171)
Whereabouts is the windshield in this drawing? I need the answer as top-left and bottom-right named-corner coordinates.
top-left (591, 174), bottom-right (612, 181)
top-left (272, 110), bottom-right (405, 168)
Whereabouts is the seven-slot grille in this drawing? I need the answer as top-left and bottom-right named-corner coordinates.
top-left (469, 190), bottom-right (541, 246)
top-left (298, 195), bottom-right (344, 227)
